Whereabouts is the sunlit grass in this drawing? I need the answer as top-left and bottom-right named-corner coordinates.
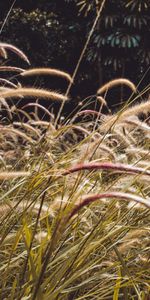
top-left (0, 42), bottom-right (150, 300)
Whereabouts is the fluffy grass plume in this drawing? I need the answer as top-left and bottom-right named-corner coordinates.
top-left (97, 78), bottom-right (136, 94)
top-left (0, 171), bottom-right (30, 180)
top-left (0, 66), bottom-right (24, 72)
top-left (0, 87), bottom-right (68, 101)
top-left (0, 42), bottom-right (30, 64)
top-left (101, 97), bottom-right (150, 131)
top-left (21, 68), bottom-right (73, 83)
top-left (0, 47), bottom-right (7, 59)
top-left (0, 44), bottom-right (150, 300)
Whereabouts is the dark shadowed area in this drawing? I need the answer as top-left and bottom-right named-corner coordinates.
top-left (0, 0), bottom-right (150, 116)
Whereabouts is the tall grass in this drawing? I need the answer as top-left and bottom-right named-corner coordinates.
top-left (0, 42), bottom-right (150, 300)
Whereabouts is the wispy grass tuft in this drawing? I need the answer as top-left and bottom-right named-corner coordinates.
top-left (21, 67), bottom-right (73, 83)
top-left (0, 42), bottom-right (30, 64)
top-left (0, 43), bottom-right (150, 300)
top-left (97, 78), bottom-right (136, 95)
top-left (0, 87), bottom-right (68, 101)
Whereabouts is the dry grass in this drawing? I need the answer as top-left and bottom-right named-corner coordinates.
top-left (0, 43), bottom-right (150, 300)
top-left (0, 87), bottom-right (68, 101)
top-left (21, 68), bottom-right (73, 83)
top-left (97, 78), bottom-right (136, 95)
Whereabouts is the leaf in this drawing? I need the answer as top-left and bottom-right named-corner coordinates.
top-left (113, 267), bottom-right (122, 300)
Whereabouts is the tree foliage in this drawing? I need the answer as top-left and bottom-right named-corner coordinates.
top-left (76, 0), bottom-right (150, 79)
top-left (0, 0), bottom-right (150, 103)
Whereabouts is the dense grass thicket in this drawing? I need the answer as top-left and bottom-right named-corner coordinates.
top-left (0, 42), bottom-right (150, 299)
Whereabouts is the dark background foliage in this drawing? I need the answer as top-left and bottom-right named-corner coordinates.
top-left (0, 0), bottom-right (150, 114)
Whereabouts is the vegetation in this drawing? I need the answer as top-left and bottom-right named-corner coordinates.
top-left (0, 40), bottom-right (150, 299)
top-left (0, 0), bottom-right (150, 103)
top-left (0, 1), bottom-right (150, 299)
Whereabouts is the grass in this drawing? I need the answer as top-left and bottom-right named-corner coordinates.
top-left (0, 43), bottom-right (150, 300)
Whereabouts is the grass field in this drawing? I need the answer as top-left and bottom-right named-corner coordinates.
top-left (0, 43), bottom-right (150, 300)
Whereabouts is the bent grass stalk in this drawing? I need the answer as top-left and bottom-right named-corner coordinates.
top-left (0, 78), bottom-right (18, 88)
top-left (77, 109), bottom-right (103, 117)
top-left (21, 68), bottom-right (73, 83)
top-left (0, 47), bottom-right (7, 59)
top-left (64, 162), bottom-right (150, 176)
top-left (13, 122), bottom-right (41, 138)
top-left (97, 78), bottom-right (136, 95)
top-left (0, 66), bottom-right (25, 72)
top-left (22, 103), bottom-right (54, 120)
top-left (0, 87), bottom-right (68, 101)
top-left (0, 42), bottom-right (30, 64)
top-left (67, 192), bottom-right (150, 220)
top-left (1, 126), bottom-right (35, 143)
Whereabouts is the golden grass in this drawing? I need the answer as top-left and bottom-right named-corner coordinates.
top-left (0, 87), bottom-right (68, 101)
top-left (0, 43), bottom-right (150, 299)
top-left (100, 99), bottom-right (150, 131)
top-left (0, 171), bottom-right (30, 180)
top-left (0, 42), bottom-right (30, 64)
top-left (0, 66), bottom-right (24, 72)
top-left (97, 78), bottom-right (136, 95)
top-left (21, 68), bottom-right (73, 83)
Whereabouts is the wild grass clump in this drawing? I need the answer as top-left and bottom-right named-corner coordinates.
top-left (0, 43), bottom-right (150, 300)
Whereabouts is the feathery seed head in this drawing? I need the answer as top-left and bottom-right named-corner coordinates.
top-left (97, 78), bottom-right (136, 95)
top-left (21, 68), bottom-right (73, 83)
top-left (0, 88), bottom-right (68, 101)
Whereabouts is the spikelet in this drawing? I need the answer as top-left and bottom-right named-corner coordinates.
top-left (101, 98), bottom-right (150, 131)
top-left (126, 147), bottom-right (150, 158)
top-left (21, 68), bottom-right (73, 83)
top-left (29, 120), bottom-right (50, 126)
top-left (0, 42), bottom-right (30, 64)
top-left (2, 201), bottom-right (55, 217)
top-left (64, 162), bottom-right (150, 176)
top-left (113, 128), bottom-right (134, 148)
top-left (0, 78), bottom-right (18, 88)
top-left (124, 115), bottom-right (150, 132)
top-left (71, 125), bottom-right (91, 136)
top-left (77, 109), bottom-right (102, 117)
top-left (67, 192), bottom-right (150, 221)
top-left (13, 107), bottom-right (32, 121)
top-left (0, 66), bottom-right (24, 73)
top-left (0, 171), bottom-right (30, 180)
top-left (13, 122), bottom-right (41, 138)
top-left (22, 103), bottom-right (54, 119)
top-left (97, 96), bottom-right (107, 106)
top-left (123, 229), bottom-right (149, 241)
top-left (0, 47), bottom-right (7, 59)
top-left (1, 127), bottom-right (35, 143)
top-left (35, 232), bottom-right (48, 243)
top-left (0, 88), bottom-right (68, 101)
top-left (116, 238), bottom-right (141, 254)
top-left (0, 87), bottom-right (12, 92)
top-left (115, 229), bottom-right (149, 255)
top-left (122, 99), bottom-right (150, 119)
top-left (97, 78), bottom-right (136, 95)
top-left (29, 120), bottom-right (55, 130)
top-left (0, 98), bottom-right (12, 119)
top-left (78, 138), bottom-right (116, 162)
